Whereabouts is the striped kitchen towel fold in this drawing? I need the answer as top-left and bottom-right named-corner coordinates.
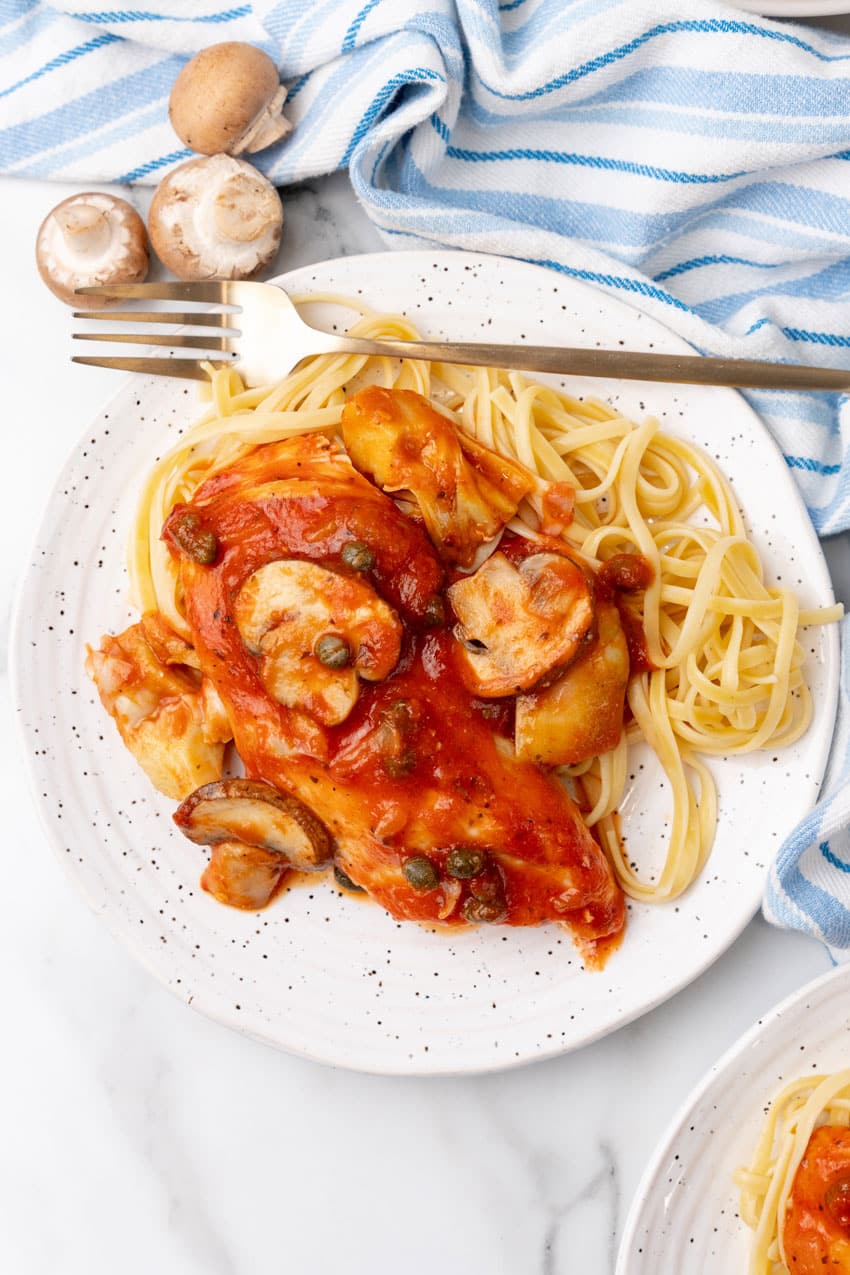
top-left (765, 635), bottom-right (850, 961)
top-left (2, 0), bottom-right (850, 951)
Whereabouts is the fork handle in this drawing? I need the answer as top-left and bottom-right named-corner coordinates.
top-left (328, 335), bottom-right (850, 393)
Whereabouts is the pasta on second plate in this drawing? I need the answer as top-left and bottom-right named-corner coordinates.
top-left (737, 1071), bottom-right (850, 1274)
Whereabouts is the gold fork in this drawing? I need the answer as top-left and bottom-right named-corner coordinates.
top-left (73, 280), bottom-right (850, 392)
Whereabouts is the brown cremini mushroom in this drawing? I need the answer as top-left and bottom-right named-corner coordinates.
top-left (175, 778), bottom-right (332, 910)
top-left (148, 154), bottom-right (283, 281)
top-left (36, 192), bottom-right (148, 308)
top-left (169, 42), bottom-right (291, 157)
top-left (175, 778), bottom-right (332, 871)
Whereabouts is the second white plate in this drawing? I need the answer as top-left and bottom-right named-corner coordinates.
top-left (617, 962), bottom-right (850, 1273)
top-left (11, 250), bottom-right (839, 1074)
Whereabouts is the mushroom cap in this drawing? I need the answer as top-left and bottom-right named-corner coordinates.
top-left (36, 192), bottom-right (149, 308)
top-left (169, 41), bottom-right (291, 156)
top-left (233, 558), bottom-right (402, 726)
top-left (175, 778), bottom-right (332, 872)
top-left (447, 549), bottom-right (595, 697)
top-left (148, 154), bottom-right (283, 282)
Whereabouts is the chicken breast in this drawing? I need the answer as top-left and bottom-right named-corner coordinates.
top-left (161, 424), bottom-right (625, 962)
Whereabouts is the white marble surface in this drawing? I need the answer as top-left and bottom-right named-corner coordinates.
top-left (2, 168), bottom-right (849, 1275)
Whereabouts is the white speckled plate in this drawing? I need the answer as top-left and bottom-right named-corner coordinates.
top-left (11, 251), bottom-right (838, 1075)
top-left (616, 962), bottom-right (850, 1273)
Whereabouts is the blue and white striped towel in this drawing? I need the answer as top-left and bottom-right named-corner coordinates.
top-left (2, 0), bottom-right (850, 954)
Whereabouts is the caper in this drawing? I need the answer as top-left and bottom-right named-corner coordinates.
top-left (383, 699), bottom-right (414, 732)
top-left (341, 540), bottom-right (375, 572)
top-left (383, 748), bottom-right (416, 778)
top-left (462, 895), bottom-right (505, 924)
top-left (423, 595), bottom-right (446, 627)
top-left (315, 633), bottom-right (351, 668)
top-left (403, 856), bottom-right (439, 892)
top-left (170, 511), bottom-right (218, 566)
top-left (334, 865), bottom-right (365, 893)
top-left (446, 847), bottom-right (486, 879)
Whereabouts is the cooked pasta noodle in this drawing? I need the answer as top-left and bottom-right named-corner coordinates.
top-left (127, 294), bottom-right (841, 904)
top-left (736, 1071), bottom-right (850, 1273)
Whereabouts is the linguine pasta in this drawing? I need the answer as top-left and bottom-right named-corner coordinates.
top-left (127, 294), bottom-right (841, 905)
top-left (736, 1071), bottom-right (850, 1273)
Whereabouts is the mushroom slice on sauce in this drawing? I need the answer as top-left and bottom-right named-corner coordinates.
top-left (515, 600), bottom-right (629, 766)
top-left (148, 154), bottom-right (282, 282)
top-left (448, 550), bottom-right (594, 697)
top-left (36, 192), bottom-right (148, 308)
top-left (175, 778), bottom-right (332, 870)
top-left (174, 778), bottom-right (332, 908)
top-left (85, 621), bottom-right (225, 800)
top-left (233, 559), bottom-right (402, 725)
top-left (341, 387), bottom-right (535, 567)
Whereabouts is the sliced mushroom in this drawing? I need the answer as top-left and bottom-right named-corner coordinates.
top-left (169, 42), bottom-right (291, 157)
top-left (233, 559), bottom-right (402, 725)
top-left (448, 550), bottom-right (594, 697)
top-left (175, 778), bottom-right (332, 872)
top-left (515, 599), bottom-right (629, 766)
top-left (148, 154), bottom-right (282, 282)
top-left (36, 193), bottom-right (148, 308)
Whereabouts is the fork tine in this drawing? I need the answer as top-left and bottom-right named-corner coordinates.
top-left (73, 309), bottom-right (235, 328)
top-left (71, 355), bottom-right (228, 380)
top-left (75, 282), bottom-right (234, 304)
top-left (72, 331), bottom-right (236, 352)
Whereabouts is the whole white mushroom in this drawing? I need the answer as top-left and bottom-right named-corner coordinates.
top-left (148, 154), bottom-right (283, 282)
top-left (169, 42), bottom-right (291, 157)
top-left (36, 192), bottom-right (149, 307)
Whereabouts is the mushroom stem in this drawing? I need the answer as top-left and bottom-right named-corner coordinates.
top-left (236, 86), bottom-right (292, 155)
top-left (168, 42), bottom-right (293, 158)
top-left (54, 203), bottom-right (112, 258)
top-left (36, 192), bottom-right (149, 307)
top-left (148, 154), bottom-right (283, 282)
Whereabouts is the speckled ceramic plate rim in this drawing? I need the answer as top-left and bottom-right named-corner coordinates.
top-left (614, 961), bottom-right (850, 1274)
top-left (10, 249), bottom-right (840, 1076)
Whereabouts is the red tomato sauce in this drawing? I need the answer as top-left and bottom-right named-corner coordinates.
top-left (596, 553), bottom-right (655, 676)
top-left (162, 434), bottom-right (626, 961)
top-left (784, 1126), bottom-right (850, 1274)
